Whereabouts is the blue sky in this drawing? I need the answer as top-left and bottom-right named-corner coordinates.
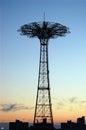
top-left (0, 0), bottom-right (86, 123)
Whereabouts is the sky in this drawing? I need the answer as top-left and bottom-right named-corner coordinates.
top-left (0, 0), bottom-right (86, 124)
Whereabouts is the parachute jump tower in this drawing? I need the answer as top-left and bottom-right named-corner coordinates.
top-left (18, 19), bottom-right (69, 128)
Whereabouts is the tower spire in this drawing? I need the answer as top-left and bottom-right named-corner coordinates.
top-left (44, 12), bottom-right (45, 22)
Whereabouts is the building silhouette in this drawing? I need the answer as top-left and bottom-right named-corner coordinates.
top-left (77, 116), bottom-right (85, 125)
top-left (9, 116), bottom-right (86, 130)
top-left (61, 116), bottom-right (86, 130)
top-left (9, 120), bottom-right (29, 130)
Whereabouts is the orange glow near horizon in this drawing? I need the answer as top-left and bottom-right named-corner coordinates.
top-left (0, 110), bottom-right (34, 123)
top-left (0, 106), bottom-right (86, 124)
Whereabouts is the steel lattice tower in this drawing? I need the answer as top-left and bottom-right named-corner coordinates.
top-left (18, 20), bottom-right (70, 126)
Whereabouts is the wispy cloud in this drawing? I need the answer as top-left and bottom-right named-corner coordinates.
top-left (57, 102), bottom-right (65, 110)
top-left (69, 97), bottom-right (86, 105)
top-left (80, 100), bottom-right (86, 104)
top-left (54, 97), bottom-right (86, 110)
top-left (0, 103), bottom-right (34, 112)
top-left (69, 97), bottom-right (77, 103)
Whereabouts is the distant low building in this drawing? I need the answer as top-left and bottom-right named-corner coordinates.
top-left (61, 116), bottom-right (86, 130)
top-left (61, 120), bottom-right (77, 129)
top-left (77, 116), bottom-right (85, 125)
top-left (9, 120), bottom-right (29, 130)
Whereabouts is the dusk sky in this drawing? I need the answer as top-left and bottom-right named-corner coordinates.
top-left (0, 0), bottom-right (86, 124)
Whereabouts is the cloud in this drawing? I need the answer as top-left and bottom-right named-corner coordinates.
top-left (69, 97), bottom-right (86, 105)
top-left (55, 97), bottom-right (86, 110)
top-left (69, 97), bottom-right (77, 103)
top-left (0, 103), bottom-right (34, 112)
top-left (80, 100), bottom-right (86, 104)
top-left (57, 102), bottom-right (65, 110)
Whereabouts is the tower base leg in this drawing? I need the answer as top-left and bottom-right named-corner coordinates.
top-left (30, 123), bottom-right (55, 130)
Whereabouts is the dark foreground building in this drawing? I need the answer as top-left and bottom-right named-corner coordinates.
top-left (9, 119), bottom-right (55, 130)
top-left (30, 118), bottom-right (55, 130)
top-left (9, 119), bottom-right (56, 130)
top-left (9, 120), bottom-right (29, 130)
top-left (61, 116), bottom-right (86, 130)
top-left (9, 116), bottom-right (86, 130)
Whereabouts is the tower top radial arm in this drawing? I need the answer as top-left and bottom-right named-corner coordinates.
top-left (18, 21), bottom-right (70, 40)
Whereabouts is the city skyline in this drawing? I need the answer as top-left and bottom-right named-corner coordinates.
top-left (0, 0), bottom-right (86, 124)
